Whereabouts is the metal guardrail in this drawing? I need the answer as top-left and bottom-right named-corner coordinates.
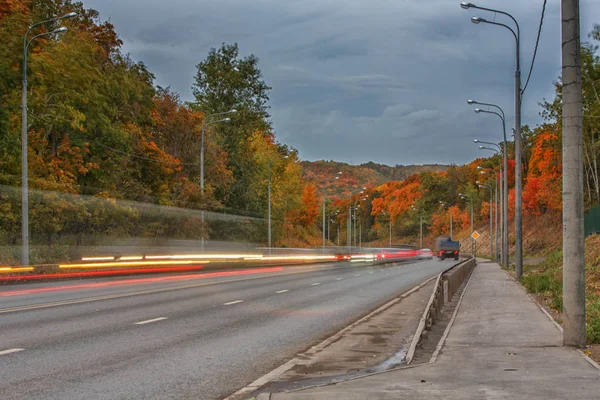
top-left (405, 257), bottom-right (477, 364)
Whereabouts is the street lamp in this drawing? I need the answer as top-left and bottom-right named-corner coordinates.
top-left (477, 145), bottom-right (507, 266)
top-left (459, 193), bottom-right (474, 256)
top-left (21, 12), bottom-right (76, 266)
top-left (471, 100), bottom-right (509, 266)
top-left (198, 114), bottom-right (233, 251)
top-left (267, 155), bottom-right (289, 254)
top-left (348, 187), bottom-right (366, 254)
top-left (439, 201), bottom-right (452, 239)
top-left (462, 2), bottom-right (523, 277)
top-left (411, 205), bottom-right (423, 249)
top-left (381, 210), bottom-right (393, 249)
top-left (322, 172), bottom-right (342, 249)
top-left (479, 167), bottom-right (501, 263)
top-left (477, 181), bottom-right (494, 260)
top-left (200, 111), bottom-right (236, 191)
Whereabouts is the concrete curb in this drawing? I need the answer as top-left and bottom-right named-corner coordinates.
top-left (223, 268), bottom-right (439, 400)
top-left (405, 273), bottom-right (443, 364)
top-left (501, 267), bottom-right (600, 371)
top-left (406, 258), bottom-right (475, 365)
top-left (429, 263), bottom-right (476, 364)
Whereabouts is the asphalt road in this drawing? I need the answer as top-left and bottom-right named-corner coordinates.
top-left (0, 258), bottom-right (457, 400)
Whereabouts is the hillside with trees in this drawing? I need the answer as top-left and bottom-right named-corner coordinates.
top-left (301, 160), bottom-right (448, 199)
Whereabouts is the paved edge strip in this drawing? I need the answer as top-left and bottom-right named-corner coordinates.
top-left (405, 259), bottom-right (471, 365)
top-left (500, 268), bottom-right (600, 371)
top-left (429, 263), bottom-right (476, 364)
top-left (222, 268), bottom-right (439, 400)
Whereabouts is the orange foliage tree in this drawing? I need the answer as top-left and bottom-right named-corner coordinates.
top-left (523, 131), bottom-right (562, 215)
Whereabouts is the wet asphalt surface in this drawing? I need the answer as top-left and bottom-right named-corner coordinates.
top-left (0, 258), bottom-right (456, 400)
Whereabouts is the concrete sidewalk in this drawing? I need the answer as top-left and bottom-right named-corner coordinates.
top-left (269, 262), bottom-right (600, 399)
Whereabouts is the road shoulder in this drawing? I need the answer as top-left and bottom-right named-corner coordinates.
top-left (270, 262), bottom-right (600, 400)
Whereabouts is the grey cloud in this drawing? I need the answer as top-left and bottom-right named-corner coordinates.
top-left (84, 0), bottom-right (600, 166)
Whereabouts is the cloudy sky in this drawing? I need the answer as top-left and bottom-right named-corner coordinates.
top-left (85, 0), bottom-right (600, 166)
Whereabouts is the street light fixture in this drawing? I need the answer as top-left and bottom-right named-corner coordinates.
top-left (462, 1), bottom-right (523, 278)
top-left (411, 205), bottom-right (423, 249)
top-left (478, 182), bottom-right (494, 260)
top-left (479, 168), bottom-right (502, 262)
top-left (321, 171), bottom-right (343, 249)
top-left (267, 155), bottom-right (289, 254)
top-left (439, 201), bottom-right (453, 239)
top-left (21, 12), bottom-right (76, 266)
top-left (470, 101), bottom-right (508, 267)
top-left (459, 193), bottom-right (475, 256)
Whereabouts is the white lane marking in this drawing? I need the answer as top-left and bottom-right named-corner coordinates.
top-left (311, 282), bottom-right (321, 286)
top-left (275, 290), bottom-right (289, 294)
top-left (369, 271), bottom-right (374, 274)
top-left (0, 348), bottom-right (24, 356)
top-left (336, 278), bottom-right (343, 281)
top-left (354, 274), bottom-right (361, 277)
top-left (223, 300), bottom-right (243, 305)
top-left (135, 317), bottom-right (167, 325)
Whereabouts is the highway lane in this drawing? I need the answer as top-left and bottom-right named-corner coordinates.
top-left (0, 258), bottom-right (458, 400)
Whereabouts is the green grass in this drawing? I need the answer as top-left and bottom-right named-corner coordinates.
top-left (519, 248), bottom-right (600, 343)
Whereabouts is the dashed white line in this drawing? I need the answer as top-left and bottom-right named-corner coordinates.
top-left (275, 290), bottom-right (289, 294)
top-left (336, 278), bottom-right (344, 281)
top-left (354, 274), bottom-right (361, 277)
top-left (223, 300), bottom-right (243, 305)
top-left (0, 348), bottom-right (24, 356)
top-left (311, 282), bottom-right (321, 286)
top-left (369, 271), bottom-right (374, 274)
top-left (135, 317), bottom-right (167, 325)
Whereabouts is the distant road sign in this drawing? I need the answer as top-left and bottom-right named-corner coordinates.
top-left (471, 231), bottom-right (480, 240)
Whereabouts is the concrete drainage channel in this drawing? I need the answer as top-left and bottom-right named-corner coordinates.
top-left (230, 258), bottom-right (477, 400)
top-left (407, 257), bottom-right (477, 365)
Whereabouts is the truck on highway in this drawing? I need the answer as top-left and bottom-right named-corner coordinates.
top-left (435, 236), bottom-right (460, 260)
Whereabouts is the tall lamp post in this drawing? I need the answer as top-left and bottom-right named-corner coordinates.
top-left (462, 1), bottom-right (523, 278)
top-left (21, 12), bottom-right (76, 266)
top-left (321, 172), bottom-right (342, 249)
top-left (478, 144), bottom-right (506, 266)
top-left (347, 187), bottom-right (366, 254)
top-left (439, 201), bottom-right (452, 239)
top-left (477, 181), bottom-right (494, 260)
top-left (471, 100), bottom-right (509, 266)
top-left (199, 114), bottom-right (233, 251)
top-left (478, 167), bottom-right (501, 261)
top-left (411, 206), bottom-right (423, 249)
top-left (267, 155), bottom-right (289, 254)
top-left (459, 193), bottom-right (474, 256)
top-left (381, 210), bottom-right (392, 248)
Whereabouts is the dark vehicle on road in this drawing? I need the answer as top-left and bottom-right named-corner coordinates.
top-left (436, 236), bottom-right (460, 260)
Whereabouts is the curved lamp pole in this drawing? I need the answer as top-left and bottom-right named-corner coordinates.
top-left (200, 111), bottom-right (236, 192)
top-left (472, 104), bottom-right (509, 267)
top-left (459, 193), bottom-right (474, 257)
top-left (21, 13), bottom-right (76, 266)
top-left (475, 135), bottom-right (508, 266)
top-left (348, 187), bottom-right (366, 254)
top-left (462, 1), bottom-right (523, 278)
top-left (439, 201), bottom-right (452, 239)
top-left (477, 181), bottom-right (494, 260)
top-left (477, 144), bottom-right (507, 266)
top-left (267, 155), bottom-right (289, 254)
top-left (199, 116), bottom-right (232, 252)
top-left (322, 172), bottom-right (342, 249)
top-left (411, 205), bottom-right (423, 249)
top-left (478, 167), bottom-right (501, 263)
